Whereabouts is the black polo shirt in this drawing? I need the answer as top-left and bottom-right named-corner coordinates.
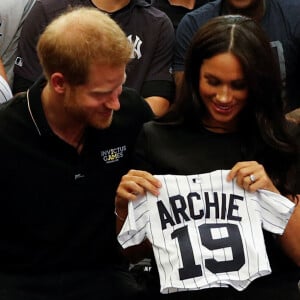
top-left (0, 77), bottom-right (153, 273)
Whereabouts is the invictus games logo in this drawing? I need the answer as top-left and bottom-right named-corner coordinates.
top-left (101, 145), bottom-right (127, 163)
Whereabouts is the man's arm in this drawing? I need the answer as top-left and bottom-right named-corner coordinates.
top-left (13, 0), bottom-right (69, 94)
top-left (145, 96), bottom-right (170, 116)
top-left (173, 14), bottom-right (197, 98)
top-left (141, 12), bottom-right (175, 116)
top-left (174, 70), bottom-right (184, 98)
top-left (173, 3), bottom-right (219, 95)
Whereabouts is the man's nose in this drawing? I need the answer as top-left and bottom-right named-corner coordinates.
top-left (106, 88), bottom-right (121, 110)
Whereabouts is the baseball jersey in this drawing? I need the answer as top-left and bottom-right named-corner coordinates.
top-left (0, 75), bottom-right (13, 103)
top-left (118, 169), bottom-right (295, 294)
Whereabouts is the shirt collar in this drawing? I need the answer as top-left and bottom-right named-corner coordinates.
top-left (26, 76), bottom-right (54, 137)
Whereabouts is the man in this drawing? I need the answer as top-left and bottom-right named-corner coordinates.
top-left (151, 0), bottom-right (211, 31)
top-left (13, 0), bottom-right (175, 116)
top-left (173, 0), bottom-right (300, 113)
top-left (0, 0), bottom-right (36, 87)
top-left (0, 7), bottom-right (153, 299)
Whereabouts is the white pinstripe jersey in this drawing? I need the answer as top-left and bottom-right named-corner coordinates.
top-left (117, 170), bottom-right (295, 294)
top-left (0, 75), bottom-right (12, 103)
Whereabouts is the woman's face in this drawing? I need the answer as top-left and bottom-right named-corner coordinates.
top-left (199, 52), bottom-right (248, 132)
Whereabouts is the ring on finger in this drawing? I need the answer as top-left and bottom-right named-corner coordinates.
top-left (249, 174), bottom-right (256, 183)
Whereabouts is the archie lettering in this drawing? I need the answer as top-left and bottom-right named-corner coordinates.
top-left (158, 192), bottom-right (244, 230)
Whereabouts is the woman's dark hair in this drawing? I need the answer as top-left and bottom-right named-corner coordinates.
top-left (159, 15), bottom-right (298, 196)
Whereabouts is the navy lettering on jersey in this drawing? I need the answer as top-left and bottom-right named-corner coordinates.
top-left (158, 192), bottom-right (244, 230)
top-left (171, 223), bottom-right (245, 280)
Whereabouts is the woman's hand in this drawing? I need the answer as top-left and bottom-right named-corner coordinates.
top-left (227, 161), bottom-right (279, 193)
top-left (228, 162), bottom-right (300, 265)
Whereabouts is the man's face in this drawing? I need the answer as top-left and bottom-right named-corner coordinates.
top-left (226, 0), bottom-right (261, 10)
top-left (63, 63), bottom-right (126, 129)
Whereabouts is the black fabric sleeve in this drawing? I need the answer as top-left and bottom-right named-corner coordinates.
top-left (12, 73), bottom-right (35, 94)
top-left (141, 80), bottom-right (175, 103)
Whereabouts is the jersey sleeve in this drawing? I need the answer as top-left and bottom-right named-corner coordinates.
top-left (257, 189), bottom-right (295, 235)
top-left (117, 196), bottom-right (149, 248)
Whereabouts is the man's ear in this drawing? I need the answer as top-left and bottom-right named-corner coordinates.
top-left (50, 73), bottom-right (66, 94)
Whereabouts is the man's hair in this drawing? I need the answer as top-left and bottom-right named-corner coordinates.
top-left (37, 7), bottom-right (133, 85)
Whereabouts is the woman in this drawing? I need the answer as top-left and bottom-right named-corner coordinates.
top-left (115, 15), bottom-right (300, 299)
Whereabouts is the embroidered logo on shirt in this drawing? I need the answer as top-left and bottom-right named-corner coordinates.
top-left (15, 57), bottom-right (23, 67)
top-left (74, 173), bottom-right (85, 180)
top-left (101, 145), bottom-right (127, 164)
top-left (128, 35), bottom-right (142, 60)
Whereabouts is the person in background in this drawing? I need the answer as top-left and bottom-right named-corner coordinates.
top-left (0, 0), bottom-right (36, 87)
top-left (173, 0), bottom-right (300, 113)
top-left (13, 0), bottom-right (175, 116)
top-left (115, 15), bottom-right (300, 299)
top-left (0, 58), bottom-right (13, 103)
top-left (0, 7), bottom-right (154, 300)
top-left (151, 0), bottom-right (211, 31)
